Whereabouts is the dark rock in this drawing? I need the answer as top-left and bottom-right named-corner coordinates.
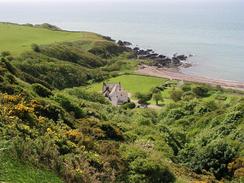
top-left (137, 49), bottom-right (147, 55)
top-left (103, 36), bottom-right (115, 42)
top-left (117, 40), bottom-right (132, 47)
top-left (123, 41), bottom-right (132, 46)
top-left (158, 55), bottom-right (166, 59)
top-left (176, 55), bottom-right (187, 61)
top-left (172, 58), bottom-right (181, 66)
top-left (117, 40), bottom-right (124, 46)
top-left (153, 57), bottom-right (172, 67)
top-left (133, 47), bottom-right (140, 52)
top-left (145, 53), bottom-right (159, 59)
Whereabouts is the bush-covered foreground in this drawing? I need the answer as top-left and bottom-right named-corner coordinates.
top-left (0, 24), bottom-right (243, 183)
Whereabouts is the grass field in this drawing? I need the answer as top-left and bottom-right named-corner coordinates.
top-left (87, 74), bottom-right (166, 94)
top-left (0, 23), bottom-right (102, 55)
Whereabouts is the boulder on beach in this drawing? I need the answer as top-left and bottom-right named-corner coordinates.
top-left (172, 57), bottom-right (181, 66)
top-left (133, 47), bottom-right (140, 51)
top-left (158, 55), bottom-right (166, 59)
top-left (176, 54), bottom-right (187, 61)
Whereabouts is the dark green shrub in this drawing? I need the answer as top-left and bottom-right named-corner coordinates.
top-left (31, 44), bottom-right (40, 52)
top-left (99, 123), bottom-right (124, 141)
top-left (1, 51), bottom-right (11, 57)
top-left (122, 102), bottom-right (136, 109)
top-left (33, 100), bottom-right (65, 121)
top-left (32, 83), bottom-right (53, 97)
top-left (192, 86), bottom-right (209, 97)
top-left (178, 140), bottom-right (237, 179)
top-left (0, 83), bottom-right (15, 94)
top-left (6, 55), bottom-right (14, 61)
top-left (181, 84), bottom-right (191, 92)
top-left (182, 92), bottom-right (195, 100)
top-left (170, 89), bottom-right (183, 102)
top-left (224, 111), bottom-right (243, 124)
top-left (135, 92), bottom-right (152, 104)
top-left (2, 60), bottom-right (18, 75)
top-left (5, 73), bottom-right (17, 84)
top-left (34, 23), bottom-right (61, 31)
top-left (215, 95), bottom-right (227, 101)
top-left (0, 57), bottom-right (6, 62)
top-left (0, 76), bottom-right (4, 83)
top-left (167, 108), bottom-right (185, 120)
top-left (121, 145), bottom-right (175, 183)
top-left (54, 95), bottom-right (85, 118)
top-left (128, 157), bottom-right (175, 183)
top-left (67, 88), bottom-right (109, 104)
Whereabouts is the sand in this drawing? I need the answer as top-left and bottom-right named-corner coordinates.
top-left (136, 65), bottom-right (244, 91)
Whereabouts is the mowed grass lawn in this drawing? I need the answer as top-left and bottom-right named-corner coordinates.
top-left (87, 74), bottom-right (166, 94)
top-left (0, 23), bottom-right (102, 55)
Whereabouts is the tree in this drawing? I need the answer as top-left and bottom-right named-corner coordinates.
top-left (152, 93), bottom-right (163, 105)
top-left (135, 92), bottom-right (152, 105)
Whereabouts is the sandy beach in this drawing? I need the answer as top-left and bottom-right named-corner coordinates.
top-left (137, 65), bottom-right (244, 91)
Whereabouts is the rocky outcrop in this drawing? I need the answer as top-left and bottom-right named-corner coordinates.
top-left (116, 39), bottom-right (192, 68)
top-left (117, 40), bottom-right (132, 47)
top-left (133, 47), bottom-right (191, 68)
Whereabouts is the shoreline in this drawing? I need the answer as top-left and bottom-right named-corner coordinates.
top-left (137, 65), bottom-right (244, 91)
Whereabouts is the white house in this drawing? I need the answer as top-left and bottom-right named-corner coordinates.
top-left (102, 82), bottom-right (129, 105)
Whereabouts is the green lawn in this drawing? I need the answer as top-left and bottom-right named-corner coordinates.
top-left (87, 74), bottom-right (166, 94)
top-left (0, 23), bottom-right (102, 55)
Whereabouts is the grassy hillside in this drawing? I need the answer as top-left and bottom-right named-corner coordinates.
top-left (0, 23), bottom-right (103, 55)
top-left (0, 153), bottom-right (63, 183)
top-left (0, 23), bottom-right (243, 183)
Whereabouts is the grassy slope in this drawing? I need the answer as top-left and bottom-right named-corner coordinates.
top-left (0, 23), bottom-right (101, 55)
top-left (87, 74), bottom-right (166, 94)
top-left (0, 149), bottom-right (63, 183)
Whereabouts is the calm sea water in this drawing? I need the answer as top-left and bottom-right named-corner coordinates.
top-left (1, 0), bottom-right (244, 81)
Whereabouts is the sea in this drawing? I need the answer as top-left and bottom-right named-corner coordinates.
top-left (0, 0), bottom-right (244, 82)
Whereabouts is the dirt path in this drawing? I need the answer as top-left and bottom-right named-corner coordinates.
top-left (137, 65), bottom-right (244, 91)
